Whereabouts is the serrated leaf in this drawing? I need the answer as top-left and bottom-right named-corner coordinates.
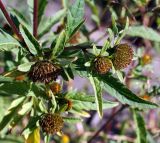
top-left (89, 76), bottom-right (103, 117)
top-left (51, 30), bottom-right (66, 58)
top-left (19, 25), bottom-right (41, 55)
top-left (98, 74), bottom-right (158, 109)
top-left (38, 9), bottom-right (66, 38)
top-left (63, 117), bottom-right (82, 123)
top-left (127, 26), bottom-right (160, 42)
top-left (0, 30), bottom-right (20, 51)
top-left (25, 128), bottom-right (40, 143)
top-left (133, 109), bottom-right (147, 143)
top-left (66, 0), bottom-right (85, 40)
top-left (17, 62), bottom-right (35, 72)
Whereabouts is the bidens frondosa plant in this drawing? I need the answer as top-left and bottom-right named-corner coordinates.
top-left (0, 0), bottom-right (159, 143)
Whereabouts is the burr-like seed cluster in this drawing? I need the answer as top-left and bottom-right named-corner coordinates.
top-left (50, 82), bottom-right (61, 95)
top-left (93, 57), bottom-right (112, 74)
top-left (113, 44), bottom-right (133, 70)
top-left (28, 61), bottom-right (61, 84)
top-left (39, 113), bottom-right (64, 134)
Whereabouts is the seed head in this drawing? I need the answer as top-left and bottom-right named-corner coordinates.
top-left (93, 57), bottom-right (112, 74)
top-left (39, 113), bottom-right (64, 134)
top-left (50, 82), bottom-right (61, 95)
top-left (113, 44), bottom-right (133, 70)
top-left (28, 61), bottom-right (61, 84)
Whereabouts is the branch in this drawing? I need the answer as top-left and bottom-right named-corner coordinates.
top-left (88, 105), bottom-right (127, 143)
top-left (33, 0), bottom-right (38, 38)
top-left (0, 0), bottom-right (23, 41)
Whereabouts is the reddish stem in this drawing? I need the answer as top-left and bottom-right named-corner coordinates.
top-left (0, 0), bottom-right (23, 41)
top-left (33, 0), bottom-right (38, 38)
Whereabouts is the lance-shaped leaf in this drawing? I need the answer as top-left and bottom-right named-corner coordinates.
top-left (63, 117), bottom-right (82, 123)
top-left (66, 91), bottom-right (118, 111)
top-left (89, 76), bottom-right (103, 117)
top-left (133, 109), bottom-right (147, 143)
top-left (127, 26), bottom-right (160, 42)
top-left (98, 74), bottom-right (158, 109)
top-left (20, 25), bottom-right (41, 55)
top-left (51, 30), bottom-right (66, 58)
top-left (0, 30), bottom-right (20, 51)
top-left (38, 0), bottom-right (48, 24)
top-left (17, 62), bottom-right (35, 72)
top-left (38, 9), bottom-right (66, 38)
top-left (0, 96), bottom-right (25, 131)
top-left (66, 0), bottom-right (85, 40)
top-left (10, 8), bottom-right (30, 29)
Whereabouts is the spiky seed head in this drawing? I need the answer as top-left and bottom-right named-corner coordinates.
top-left (39, 113), bottom-right (64, 134)
top-left (50, 82), bottom-right (61, 95)
top-left (28, 61), bottom-right (61, 84)
top-left (93, 57), bottom-right (112, 74)
top-left (113, 44), bottom-right (133, 70)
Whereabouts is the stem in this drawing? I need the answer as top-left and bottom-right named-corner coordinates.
top-left (88, 105), bottom-right (127, 143)
top-left (0, 0), bottom-right (23, 41)
top-left (33, 0), bottom-right (38, 38)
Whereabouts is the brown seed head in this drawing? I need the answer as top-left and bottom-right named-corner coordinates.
top-left (50, 82), bottom-right (61, 95)
top-left (28, 61), bottom-right (61, 84)
top-left (113, 44), bottom-right (133, 70)
top-left (93, 57), bottom-right (112, 74)
top-left (39, 113), bottom-right (64, 134)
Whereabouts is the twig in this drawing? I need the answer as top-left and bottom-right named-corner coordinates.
top-left (0, 0), bottom-right (23, 41)
top-left (88, 105), bottom-right (127, 143)
top-left (33, 0), bottom-right (38, 38)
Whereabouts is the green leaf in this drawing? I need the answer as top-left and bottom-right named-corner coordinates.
top-left (0, 96), bottom-right (25, 131)
top-left (127, 26), bottom-right (160, 42)
top-left (85, 0), bottom-right (100, 26)
top-left (0, 82), bottom-right (30, 96)
top-left (10, 8), bottom-right (30, 29)
top-left (98, 74), bottom-right (158, 109)
top-left (19, 25), bottom-right (41, 55)
top-left (63, 117), bottom-right (82, 123)
top-left (22, 116), bottom-right (39, 139)
top-left (0, 30), bottom-right (20, 51)
top-left (0, 76), bottom-right (13, 83)
top-left (38, 0), bottom-right (48, 25)
top-left (89, 76), bottom-right (103, 117)
top-left (51, 30), bottom-right (66, 58)
top-left (115, 17), bottom-right (129, 45)
top-left (18, 102), bottom-right (33, 115)
top-left (111, 14), bottom-right (118, 35)
top-left (133, 109), bottom-right (147, 143)
top-left (38, 9), bottom-right (66, 38)
top-left (27, 0), bottom-right (33, 25)
top-left (66, 0), bottom-right (85, 40)
top-left (17, 62), bottom-right (35, 72)
top-left (8, 96), bottom-right (26, 110)
top-left (66, 91), bottom-right (118, 111)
